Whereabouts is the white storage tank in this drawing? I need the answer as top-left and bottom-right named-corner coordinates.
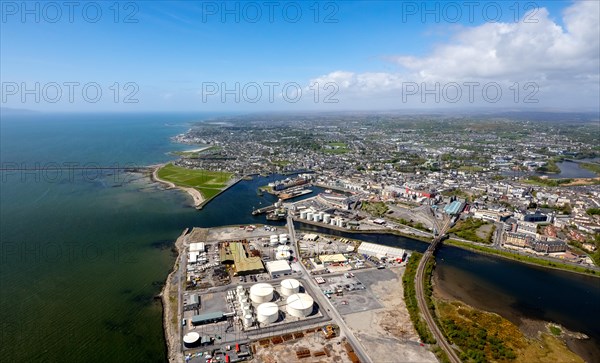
top-left (330, 218), bottom-right (337, 226)
top-left (323, 214), bottom-right (331, 223)
top-left (243, 314), bottom-right (253, 327)
top-left (183, 332), bottom-right (201, 348)
top-left (286, 293), bottom-right (314, 318)
top-left (313, 214), bottom-right (320, 222)
top-left (306, 212), bottom-right (314, 220)
top-left (280, 278), bottom-right (300, 296)
top-left (249, 283), bottom-right (274, 303)
top-left (276, 251), bottom-right (291, 260)
top-left (256, 302), bottom-right (279, 324)
top-left (300, 210), bottom-right (308, 219)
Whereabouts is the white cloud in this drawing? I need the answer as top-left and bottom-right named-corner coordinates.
top-left (310, 1), bottom-right (600, 109)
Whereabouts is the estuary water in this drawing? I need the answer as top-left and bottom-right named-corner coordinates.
top-left (1, 113), bottom-right (599, 362)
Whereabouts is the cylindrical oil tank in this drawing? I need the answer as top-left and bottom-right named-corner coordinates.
top-left (306, 212), bottom-right (314, 220)
top-left (249, 283), bottom-right (274, 303)
top-left (183, 332), bottom-right (201, 348)
top-left (243, 314), bottom-right (253, 327)
top-left (280, 278), bottom-right (300, 296)
top-left (323, 214), bottom-right (331, 223)
top-left (313, 214), bottom-right (320, 222)
top-left (256, 302), bottom-right (279, 324)
top-left (276, 251), bottom-right (291, 260)
top-left (286, 293), bottom-right (314, 318)
top-left (330, 218), bottom-right (337, 226)
top-left (300, 210), bottom-right (308, 219)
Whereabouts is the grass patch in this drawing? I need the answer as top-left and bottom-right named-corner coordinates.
top-left (446, 239), bottom-right (599, 277)
top-left (523, 176), bottom-right (573, 187)
top-left (579, 162), bottom-right (600, 175)
top-left (157, 163), bottom-right (233, 199)
top-left (322, 142), bottom-right (349, 154)
top-left (536, 159), bottom-right (561, 173)
top-left (449, 218), bottom-right (490, 244)
top-left (402, 253), bottom-right (436, 344)
top-left (549, 325), bottom-right (562, 336)
top-left (361, 201), bottom-right (389, 217)
top-left (436, 300), bottom-right (583, 363)
top-left (458, 165), bottom-right (484, 172)
top-left (271, 159), bottom-right (291, 167)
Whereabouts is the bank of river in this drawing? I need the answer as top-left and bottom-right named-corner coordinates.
top-left (434, 245), bottom-right (600, 363)
top-left (536, 160), bottom-right (598, 179)
top-left (290, 223), bottom-right (600, 363)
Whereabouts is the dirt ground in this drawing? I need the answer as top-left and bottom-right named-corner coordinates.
top-left (342, 267), bottom-right (437, 363)
top-left (250, 329), bottom-right (354, 363)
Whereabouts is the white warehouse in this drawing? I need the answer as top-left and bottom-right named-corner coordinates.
top-left (357, 242), bottom-right (405, 260)
top-left (265, 260), bottom-right (292, 278)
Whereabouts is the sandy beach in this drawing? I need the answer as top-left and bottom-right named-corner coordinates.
top-left (152, 165), bottom-right (206, 208)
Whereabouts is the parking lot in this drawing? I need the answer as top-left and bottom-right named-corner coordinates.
top-left (316, 273), bottom-right (384, 315)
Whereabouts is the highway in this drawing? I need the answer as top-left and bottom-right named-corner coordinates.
top-left (287, 215), bottom-right (373, 363)
top-left (414, 216), bottom-right (462, 363)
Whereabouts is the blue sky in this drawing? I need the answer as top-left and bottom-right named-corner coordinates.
top-left (1, 0), bottom-right (597, 112)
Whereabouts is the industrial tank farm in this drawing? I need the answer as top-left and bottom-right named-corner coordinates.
top-left (286, 293), bottom-right (314, 318)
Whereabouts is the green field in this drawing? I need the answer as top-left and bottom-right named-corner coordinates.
top-left (323, 142), bottom-right (349, 154)
top-left (157, 163), bottom-right (233, 199)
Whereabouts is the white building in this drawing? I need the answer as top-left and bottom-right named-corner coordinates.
top-left (189, 242), bottom-right (205, 252)
top-left (357, 242), bottom-right (405, 260)
top-left (265, 260), bottom-right (292, 278)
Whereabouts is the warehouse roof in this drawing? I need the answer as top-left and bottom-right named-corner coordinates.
top-left (319, 254), bottom-right (347, 263)
top-left (227, 242), bottom-right (264, 275)
top-left (358, 242), bottom-right (405, 259)
top-left (191, 311), bottom-right (224, 324)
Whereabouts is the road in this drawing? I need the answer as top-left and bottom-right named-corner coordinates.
top-left (287, 215), bottom-right (373, 363)
top-left (414, 216), bottom-right (462, 363)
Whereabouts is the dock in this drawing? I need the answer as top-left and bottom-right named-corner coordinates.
top-left (252, 204), bottom-right (277, 215)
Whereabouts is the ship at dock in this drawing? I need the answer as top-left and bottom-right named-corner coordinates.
top-left (278, 188), bottom-right (312, 201)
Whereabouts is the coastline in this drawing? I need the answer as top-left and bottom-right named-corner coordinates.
top-left (152, 164), bottom-right (206, 208)
top-left (160, 228), bottom-right (188, 363)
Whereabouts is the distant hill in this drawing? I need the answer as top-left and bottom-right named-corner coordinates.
top-left (0, 107), bottom-right (39, 115)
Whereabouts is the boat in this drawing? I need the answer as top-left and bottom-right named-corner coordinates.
top-left (278, 189), bottom-right (312, 201)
